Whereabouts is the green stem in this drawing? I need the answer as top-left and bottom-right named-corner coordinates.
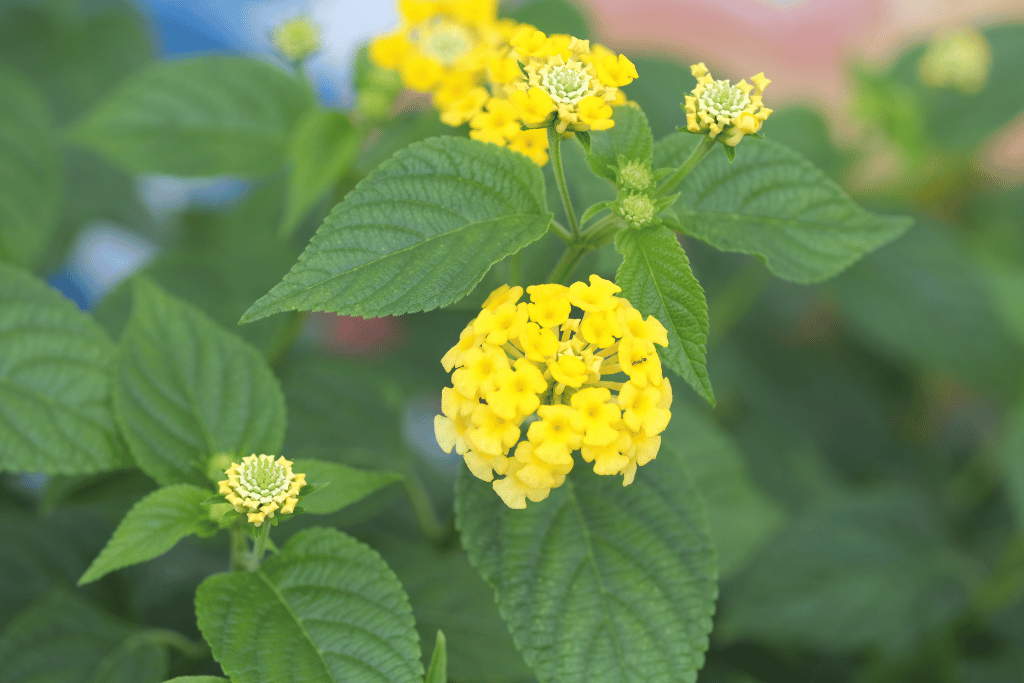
top-left (549, 219), bottom-right (572, 243)
top-left (657, 136), bottom-right (716, 197)
top-left (548, 242), bottom-right (588, 285)
top-left (251, 524), bottom-right (270, 570)
top-left (509, 251), bottom-right (522, 287)
top-left (547, 127), bottom-right (580, 238)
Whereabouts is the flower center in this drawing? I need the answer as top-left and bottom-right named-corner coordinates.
top-left (238, 456), bottom-right (289, 497)
top-left (416, 20), bottom-right (474, 66)
top-left (699, 79), bottom-right (750, 118)
top-left (537, 62), bottom-right (591, 104)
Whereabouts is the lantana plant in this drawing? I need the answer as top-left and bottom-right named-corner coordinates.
top-left (2, 1), bottom-right (948, 682)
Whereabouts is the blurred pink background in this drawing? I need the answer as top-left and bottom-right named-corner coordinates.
top-left (587, 0), bottom-right (1024, 179)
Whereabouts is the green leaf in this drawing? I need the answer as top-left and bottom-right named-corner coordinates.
top-left (456, 455), bottom-right (717, 683)
top-left (114, 278), bottom-right (286, 486)
top-left (292, 458), bottom-right (402, 515)
top-left (665, 403), bottom-right (785, 578)
top-left (281, 109), bottom-right (360, 238)
top-left (654, 134), bottom-right (912, 283)
top-left (78, 484), bottom-right (215, 585)
top-left (587, 104), bottom-right (653, 181)
top-left (0, 264), bottom-right (127, 474)
top-left (424, 631), bottom-right (447, 683)
top-left (195, 527), bottom-right (423, 683)
top-left (0, 590), bottom-right (168, 683)
top-left (0, 67), bottom-right (61, 268)
top-left (615, 226), bottom-right (714, 405)
top-left (718, 490), bottom-right (967, 654)
top-left (831, 224), bottom-right (1024, 394)
top-left (241, 136), bottom-right (552, 322)
top-left (69, 56), bottom-right (314, 177)
top-left (160, 678), bottom-right (229, 683)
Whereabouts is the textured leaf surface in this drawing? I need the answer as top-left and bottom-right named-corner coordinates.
top-left (0, 591), bottom-right (167, 683)
top-left (456, 455), bottom-right (717, 683)
top-left (0, 265), bottom-right (126, 474)
top-left (293, 458), bottom-right (402, 515)
top-left (79, 484), bottom-right (214, 585)
top-left (0, 67), bottom-right (61, 267)
top-left (587, 104), bottom-right (653, 181)
top-left (114, 279), bottom-right (286, 486)
top-left (665, 403), bottom-right (785, 578)
top-left (70, 56), bottom-right (313, 177)
top-left (719, 490), bottom-right (966, 654)
top-left (196, 528), bottom-right (422, 683)
top-left (655, 134), bottom-right (912, 283)
top-left (281, 109), bottom-right (359, 237)
top-left (242, 136), bottom-right (551, 322)
top-left (615, 226), bottom-right (713, 404)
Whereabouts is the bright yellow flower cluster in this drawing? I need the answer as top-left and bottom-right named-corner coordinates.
top-left (684, 63), bottom-right (772, 146)
top-left (434, 276), bottom-right (672, 509)
top-left (917, 27), bottom-right (991, 95)
top-left (368, 1), bottom-right (637, 165)
top-left (218, 454), bottom-right (306, 527)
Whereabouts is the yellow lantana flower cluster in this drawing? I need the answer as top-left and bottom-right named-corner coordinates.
top-left (368, 1), bottom-right (637, 165)
top-left (917, 27), bottom-right (992, 95)
top-left (369, 1), bottom-right (517, 124)
top-left (218, 454), bottom-right (306, 527)
top-left (434, 276), bottom-right (672, 509)
top-left (684, 62), bottom-right (772, 146)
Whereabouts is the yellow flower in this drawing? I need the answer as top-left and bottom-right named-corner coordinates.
top-left (506, 128), bottom-right (549, 165)
top-left (684, 62), bottom-right (772, 146)
top-left (370, 0), bottom-right (503, 95)
top-left (917, 27), bottom-right (991, 95)
top-left (272, 16), bottom-right (320, 62)
top-left (217, 454), bottom-right (306, 527)
top-left (439, 86), bottom-right (489, 126)
top-left (509, 87), bottom-right (555, 125)
top-left (596, 54), bottom-right (638, 87)
top-left (502, 30), bottom-right (633, 135)
top-left (435, 276), bottom-right (673, 508)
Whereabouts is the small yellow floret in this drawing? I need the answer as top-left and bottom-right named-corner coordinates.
top-left (509, 87), bottom-right (556, 125)
top-left (597, 54), bottom-right (638, 87)
top-left (217, 454), bottom-right (305, 527)
top-left (684, 62), bottom-right (771, 146)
